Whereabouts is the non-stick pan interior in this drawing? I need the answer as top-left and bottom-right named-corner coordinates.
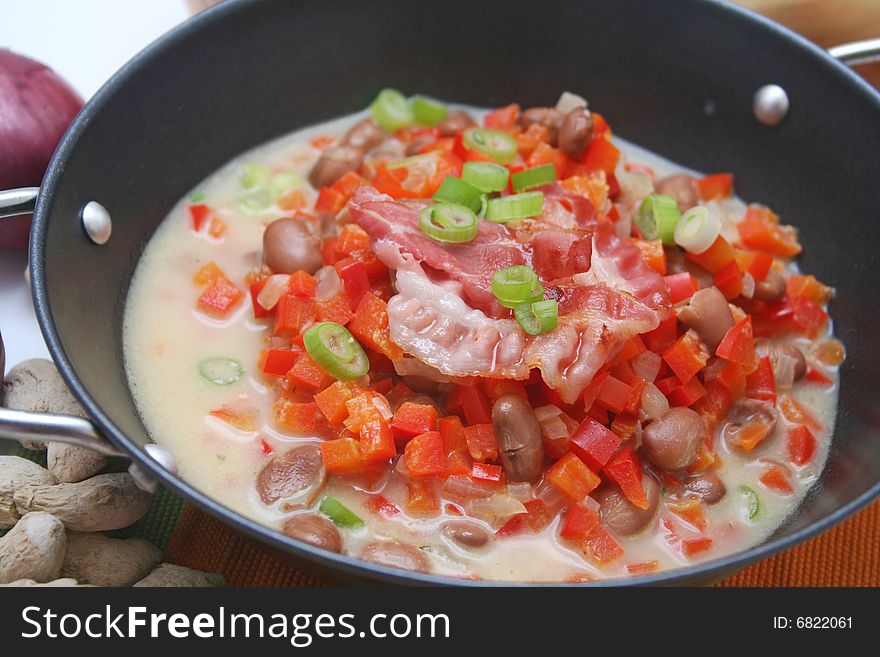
top-left (31, 0), bottom-right (880, 584)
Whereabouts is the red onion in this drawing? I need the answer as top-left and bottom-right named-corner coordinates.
top-left (0, 49), bottom-right (83, 250)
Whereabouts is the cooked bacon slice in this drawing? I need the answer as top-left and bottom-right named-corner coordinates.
top-left (388, 270), bottom-right (659, 403)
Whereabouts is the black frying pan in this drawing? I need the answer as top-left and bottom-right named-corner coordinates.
top-left (2, 0), bottom-right (879, 586)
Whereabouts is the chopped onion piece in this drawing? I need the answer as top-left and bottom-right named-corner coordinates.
top-left (540, 415), bottom-right (570, 441)
top-left (555, 91), bottom-right (588, 113)
top-left (674, 205), bottom-right (722, 254)
top-left (314, 266), bottom-right (342, 301)
top-left (631, 350), bottom-right (663, 382)
top-left (256, 274), bottom-right (290, 310)
top-left (393, 357), bottom-right (451, 382)
top-left (506, 482), bottom-right (533, 502)
top-left (535, 481), bottom-right (570, 515)
top-left (534, 404), bottom-right (563, 422)
top-left (772, 350), bottom-right (798, 390)
top-left (639, 382), bottom-right (670, 422)
top-left (467, 495), bottom-right (527, 527)
top-left (371, 395), bottom-right (393, 421)
top-left (741, 272), bottom-right (756, 299)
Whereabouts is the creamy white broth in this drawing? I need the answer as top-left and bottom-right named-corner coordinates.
top-left (124, 106), bottom-right (839, 581)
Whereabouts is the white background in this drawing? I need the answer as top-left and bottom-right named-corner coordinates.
top-left (0, 0), bottom-right (190, 367)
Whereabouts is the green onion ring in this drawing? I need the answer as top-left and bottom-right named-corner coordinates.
top-left (198, 357), bottom-right (245, 386)
top-left (484, 191), bottom-right (544, 222)
top-left (303, 322), bottom-right (370, 381)
top-left (515, 299), bottom-right (559, 335)
top-left (462, 127), bottom-right (517, 164)
top-left (419, 203), bottom-right (479, 243)
top-left (433, 176), bottom-right (484, 213)
top-left (462, 161), bottom-right (510, 193)
top-left (637, 194), bottom-right (681, 244)
top-left (511, 163), bottom-right (557, 192)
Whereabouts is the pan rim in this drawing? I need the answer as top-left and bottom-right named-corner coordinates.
top-left (28, 0), bottom-right (880, 586)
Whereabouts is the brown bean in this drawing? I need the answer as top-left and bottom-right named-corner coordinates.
top-left (359, 541), bottom-right (430, 573)
top-left (654, 174), bottom-right (699, 212)
top-left (405, 133), bottom-right (436, 156)
top-left (683, 472), bottom-right (727, 505)
top-left (256, 444), bottom-right (327, 508)
top-left (436, 110), bottom-right (475, 137)
top-left (519, 107), bottom-right (565, 145)
top-left (557, 108), bottom-right (593, 160)
top-left (771, 343), bottom-right (807, 382)
top-left (263, 216), bottom-right (323, 274)
top-left (282, 514), bottom-right (342, 553)
top-left (677, 286), bottom-right (735, 351)
top-left (597, 475), bottom-right (661, 536)
top-left (753, 269), bottom-right (786, 301)
top-left (340, 118), bottom-right (386, 152)
top-left (491, 393), bottom-right (543, 482)
top-left (308, 144), bottom-right (364, 189)
top-left (642, 407), bottom-right (706, 471)
top-left (442, 520), bottom-right (490, 549)
top-left (722, 399), bottom-right (777, 448)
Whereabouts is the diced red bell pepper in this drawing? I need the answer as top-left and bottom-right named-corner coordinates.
top-left (584, 523), bottom-right (624, 564)
top-left (681, 537), bottom-right (713, 557)
top-left (464, 423), bottom-right (499, 462)
top-left (288, 270), bottom-right (317, 297)
top-left (629, 238), bottom-right (666, 275)
top-left (366, 494), bottom-right (400, 517)
top-left (335, 259), bottom-right (371, 310)
top-left (665, 376), bottom-right (707, 407)
top-left (805, 366), bottom-right (833, 385)
top-left (746, 355), bottom-right (776, 404)
top-left (627, 561), bottom-right (660, 575)
top-left (332, 170), bottom-right (369, 201)
top-left (643, 314), bottom-right (679, 353)
top-left (483, 103), bottom-right (520, 129)
top-left (714, 260), bottom-right (743, 300)
top-left (274, 399), bottom-right (329, 436)
top-left (197, 277), bottom-right (245, 317)
top-left (602, 447), bottom-right (649, 509)
top-left (286, 353), bottom-right (333, 393)
top-left (716, 316), bottom-right (755, 366)
top-left (787, 425), bottom-right (817, 467)
top-left (189, 204), bottom-right (211, 231)
top-left (580, 136), bottom-right (620, 175)
top-left (738, 250), bottom-right (774, 282)
top-left (779, 395), bottom-right (822, 431)
top-left (321, 237), bottom-right (339, 265)
top-left (438, 415), bottom-right (468, 454)
top-left (691, 379), bottom-right (733, 433)
top-left (320, 436), bottom-right (366, 473)
top-left (790, 295), bottom-right (829, 338)
top-left (548, 452), bottom-right (601, 502)
top-left (665, 272), bottom-right (698, 304)
top-left (314, 380), bottom-right (358, 426)
top-left (346, 296), bottom-right (400, 361)
top-left (594, 374), bottom-right (633, 414)
top-left (663, 330), bottom-right (710, 383)
top-left (457, 385), bottom-right (492, 425)
top-left (610, 412), bottom-right (640, 441)
top-left (760, 466), bottom-right (794, 495)
top-left (686, 236), bottom-right (737, 275)
top-left (786, 274), bottom-right (833, 304)
top-left (527, 141), bottom-right (569, 179)
top-left (737, 206), bottom-right (801, 257)
top-left (315, 290), bottom-right (354, 325)
top-left (667, 497), bottom-right (707, 531)
top-left (249, 278), bottom-right (271, 319)
top-left (261, 348), bottom-right (300, 376)
top-left (335, 223), bottom-right (371, 257)
top-left (497, 499), bottom-right (552, 536)
top-left (407, 478), bottom-right (440, 516)
top-left (617, 335), bottom-right (648, 363)
top-left (471, 461), bottom-right (503, 483)
top-left (482, 378), bottom-right (529, 402)
top-left (713, 360), bottom-right (747, 399)
top-left (273, 293), bottom-right (316, 335)
top-left (314, 185), bottom-right (347, 215)
top-left (193, 261), bottom-right (225, 286)
top-left (404, 431), bottom-right (446, 477)
top-left (569, 418), bottom-right (621, 471)
top-left (515, 122), bottom-right (550, 157)
top-left (559, 502), bottom-right (601, 540)
top-left (696, 173), bottom-right (733, 200)
top-left (391, 402), bottom-right (439, 441)
top-left (360, 418), bottom-right (397, 465)
top-left (445, 450), bottom-right (472, 476)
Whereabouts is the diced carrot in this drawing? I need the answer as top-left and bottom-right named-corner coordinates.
top-left (727, 419), bottom-right (773, 451)
top-left (359, 418), bottom-right (396, 465)
top-left (464, 424), bottom-right (499, 463)
top-left (207, 216), bottom-right (226, 238)
top-left (321, 237), bottom-right (339, 265)
top-left (320, 436), bottom-right (366, 474)
top-left (197, 277), bottom-right (244, 317)
top-left (193, 261), bottom-right (225, 286)
top-left (285, 353), bottom-right (333, 393)
top-left (273, 399), bottom-right (329, 436)
top-left (347, 293), bottom-right (403, 360)
top-left (439, 415), bottom-right (468, 454)
top-left (385, 381), bottom-right (414, 410)
top-left (714, 260), bottom-right (743, 300)
top-left (813, 339), bottom-right (845, 366)
top-left (515, 122), bottom-right (549, 158)
top-left (278, 188), bottom-right (307, 211)
top-left (713, 360), bottom-right (747, 399)
top-left (314, 380), bottom-right (358, 427)
top-left (335, 223), bottom-right (371, 257)
top-left (686, 235), bottom-right (737, 274)
top-left (314, 186), bottom-right (347, 215)
top-left (332, 171), bottom-right (369, 201)
top-left (779, 395), bottom-right (822, 431)
top-left (760, 466), bottom-right (794, 495)
top-left (786, 274), bottom-right (832, 304)
top-left (547, 452), bottom-right (601, 501)
top-left (209, 405), bottom-right (258, 431)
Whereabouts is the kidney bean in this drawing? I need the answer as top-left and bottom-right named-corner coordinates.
top-left (491, 393), bottom-right (543, 482)
top-left (642, 407), bottom-right (706, 471)
top-left (442, 520), bottom-right (491, 548)
top-left (683, 472), bottom-right (727, 505)
top-left (263, 215), bottom-right (323, 274)
top-left (519, 107), bottom-right (565, 145)
top-left (597, 474), bottom-right (661, 536)
top-left (654, 173), bottom-right (699, 212)
top-left (359, 540), bottom-right (430, 573)
top-left (557, 108), bottom-right (593, 160)
top-left (282, 514), bottom-right (342, 553)
top-left (677, 286), bottom-right (735, 351)
top-left (308, 144), bottom-right (363, 189)
top-left (753, 269), bottom-right (786, 301)
top-left (340, 118), bottom-right (386, 152)
top-left (256, 444), bottom-right (327, 508)
top-left (436, 110), bottom-right (475, 137)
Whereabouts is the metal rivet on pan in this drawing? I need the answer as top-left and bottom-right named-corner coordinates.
top-left (145, 443), bottom-right (178, 476)
top-left (753, 84), bottom-right (789, 126)
top-left (81, 201), bottom-right (112, 244)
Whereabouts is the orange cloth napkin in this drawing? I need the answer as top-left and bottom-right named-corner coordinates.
top-left (164, 500), bottom-right (879, 587)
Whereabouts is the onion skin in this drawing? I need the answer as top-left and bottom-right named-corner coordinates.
top-left (0, 49), bottom-right (83, 250)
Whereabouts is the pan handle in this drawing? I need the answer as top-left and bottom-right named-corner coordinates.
top-left (0, 187), bottom-right (39, 219)
top-left (0, 406), bottom-right (125, 458)
top-left (829, 38), bottom-right (880, 66)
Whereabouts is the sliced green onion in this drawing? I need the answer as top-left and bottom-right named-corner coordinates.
top-left (198, 357), bottom-right (245, 385)
top-left (240, 163), bottom-right (270, 190)
top-left (637, 194), bottom-right (681, 244)
top-left (319, 496), bottom-right (364, 528)
top-left (369, 88), bottom-right (414, 132)
top-left (477, 193), bottom-right (489, 218)
top-left (303, 322), bottom-right (370, 381)
top-left (433, 176), bottom-right (484, 212)
top-left (268, 171), bottom-right (302, 197)
top-left (462, 127), bottom-right (517, 164)
top-left (674, 205), bottom-right (722, 254)
top-left (739, 485), bottom-right (761, 520)
top-left (511, 163), bottom-right (557, 192)
top-left (484, 191), bottom-right (544, 222)
top-left (461, 161), bottom-right (509, 193)
top-left (189, 191), bottom-right (205, 202)
top-left (492, 265), bottom-right (540, 307)
top-left (419, 203), bottom-right (479, 243)
top-left (238, 189), bottom-right (274, 213)
top-left (411, 96), bottom-right (448, 126)
top-left (386, 151), bottom-right (437, 170)
top-left (515, 299), bottom-right (558, 335)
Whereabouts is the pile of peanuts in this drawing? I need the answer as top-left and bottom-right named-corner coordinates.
top-left (0, 358), bottom-right (224, 587)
